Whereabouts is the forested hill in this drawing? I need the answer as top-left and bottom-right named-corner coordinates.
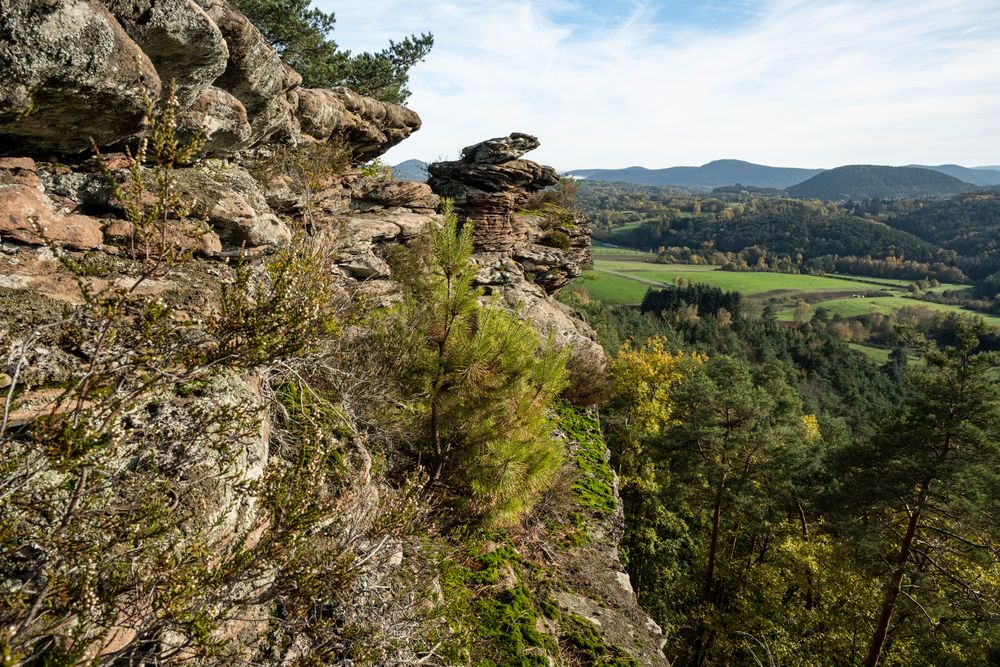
top-left (610, 197), bottom-right (939, 263)
top-left (566, 159), bottom-right (824, 189)
top-left (787, 164), bottom-right (972, 200)
top-left (882, 192), bottom-right (1000, 288)
top-left (915, 164), bottom-right (1000, 187)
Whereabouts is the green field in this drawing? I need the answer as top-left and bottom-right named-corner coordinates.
top-left (582, 256), bottom-right (897, 297)
top-left (568, 255), bottom-right (999, 329)
top-left (573, 271), bottom-right (652, 303)
top-left (776, 296), bottom-right (1000, 328)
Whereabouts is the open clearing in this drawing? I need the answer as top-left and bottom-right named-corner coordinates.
top-left (570, 254), bottom-right (1000, 328)
top-left (848, 343), bottom-right (924, 366)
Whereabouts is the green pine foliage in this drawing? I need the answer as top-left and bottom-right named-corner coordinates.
top-left (388, 202), bottom-right (569, 525)
top-left (231, 0), bottom-right (432, 104)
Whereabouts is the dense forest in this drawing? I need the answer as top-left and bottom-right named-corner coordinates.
top-left (579, 181), bottom-right (1000, 306)
top-left (559, 162), bottom-right (1000, 663)
top-left (569, 286), bottom-right (1000, 666)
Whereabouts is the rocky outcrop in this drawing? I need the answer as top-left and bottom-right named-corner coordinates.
top-left (428, 133), bottom-right (559, 253)
top-left (427, 133), bottom-right (590, 294)
top-left (0, 158), bottom-right (105, 249)
top-left (0, 0), bottom-right (161, 153)
top-left (176, 86), bottom-right (252, 154)
top-left (105, 0), bottom-right (229, 109)
top-left (171, 165), bottom-right (291, 249)
top-left (427, 134), bottom-right (598, 365)
top-left (0, 0), bottom-right (420, 157)
top-left (0, 2), bottom-right (666, 664)
top-left (195, 0), bottom-right (300, 144)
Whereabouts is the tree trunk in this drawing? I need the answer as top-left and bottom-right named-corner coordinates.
top-left (690, 468), bottom-right (728, 667)
top-left (704, 468), bottom-right (727, 602)
top-left (864, 480), bottom-right (929, 667)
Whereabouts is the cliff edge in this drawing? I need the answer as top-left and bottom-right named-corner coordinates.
top-left (0, 1), bottom-right (664, 664)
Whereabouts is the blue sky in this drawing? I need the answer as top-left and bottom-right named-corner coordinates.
top-left (319, 0), bottom-right (1000, 170)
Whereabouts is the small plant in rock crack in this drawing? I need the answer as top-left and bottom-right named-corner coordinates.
top-left (92, 83), bottom-right (210, 274)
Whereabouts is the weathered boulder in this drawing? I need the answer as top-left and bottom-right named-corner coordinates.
top-left (461, 132), bottom-right (541, 164)
top-left (511, 209), bottom-right (593, 292)
top-left (294, 88), bottom-right (344, 141)
top-left (0, 0), bottom-right (161, 153)
top-left (104, 0), bottom-right (229, 109)
top-left (293, 87), bottom-right (423, 159)
top-left (195, 0), bottom-right (300, 144)
top-left (324, 88), bottom-right (422, 159)
top-left (0, 157), bottom-right (103, 249)
top-left (176, 86), bottom-right (253, 154)
top-left (0, 186), bottom-right (104, 250)
top-left (172, 166), bottom-right (290, 249)
top-left (351, 180), bottom-right (440, 213)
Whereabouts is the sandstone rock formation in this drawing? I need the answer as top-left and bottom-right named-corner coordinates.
top-left (427, 132), bottom-right (590, 292)
top-left (0, 0), bottom-right (420, 157)
top-left (428, 134), bottom-right (602, 367)
top-left (0, 3), bottom-right (663, 665)
top-left (0, 0), bottom-right (162, 152)
top-left (429, 132), bottom-right (560, 253)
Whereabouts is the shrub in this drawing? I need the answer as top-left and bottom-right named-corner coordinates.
top-left (540, 230), bottom-right (572, 250)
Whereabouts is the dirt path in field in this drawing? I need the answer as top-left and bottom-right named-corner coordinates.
top-left (595, 269), bottom-right (671, 287)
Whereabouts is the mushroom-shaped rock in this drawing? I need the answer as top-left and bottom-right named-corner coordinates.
top-left (460, 132), bottom-right (541, 165)
top-left (427, 133), bottom-right (559, 254)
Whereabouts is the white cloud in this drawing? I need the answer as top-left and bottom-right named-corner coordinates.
top-left (319, 0), bottom-right (1000, 169)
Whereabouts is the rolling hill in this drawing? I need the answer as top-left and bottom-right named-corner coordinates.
top-left (786, 165), bottom-right (971, 200)
top-left (566, 159), bottom-right (824, 190)
top-left (914, 164), bottom-right (1000, 187)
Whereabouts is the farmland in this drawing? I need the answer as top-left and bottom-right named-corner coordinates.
top-left (569, 253), bottom-right (1000, 328)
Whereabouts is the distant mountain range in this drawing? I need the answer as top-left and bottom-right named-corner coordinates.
top-left (393, 157), bottom-right (1000, 200)
top-left (564, 160), bottom-right (824, 190)
top-left (391, 159), bottom-right (429, 182)
top-left (787, 165), bottom-right (972, 200)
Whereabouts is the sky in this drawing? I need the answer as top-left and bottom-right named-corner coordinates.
top-left (318, 0), bottom-right (1000, 171)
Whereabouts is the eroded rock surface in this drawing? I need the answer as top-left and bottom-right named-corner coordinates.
top-left (0, 0), bottom-right (161, 153)
top-left (0, 0), bottom-right (421, 157)
top-left (429, 133), bottom-right (559, 253)
top-left (105, 0), bottom-right (229, 109)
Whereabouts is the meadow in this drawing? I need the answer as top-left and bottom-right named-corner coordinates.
top-left (571, 254), bottom-right (1000, 328)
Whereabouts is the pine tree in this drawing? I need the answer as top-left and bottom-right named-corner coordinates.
top-left (231, 0), bottom-right (432, 104)
top-left (843, 324), bottom-right (1000, 666)
top-left (391, 202), bottom-right (568, 525)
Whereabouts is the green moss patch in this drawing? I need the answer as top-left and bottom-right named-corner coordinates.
top-left (439, 537), bottom-right (558, 666)
top-left (560, 613), bottom-right (640, 667)
top-left (557, 402), bottom-right (616, 516)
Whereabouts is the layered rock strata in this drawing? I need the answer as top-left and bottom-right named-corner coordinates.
top-left (429, 134), bottom-right (602, 366)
